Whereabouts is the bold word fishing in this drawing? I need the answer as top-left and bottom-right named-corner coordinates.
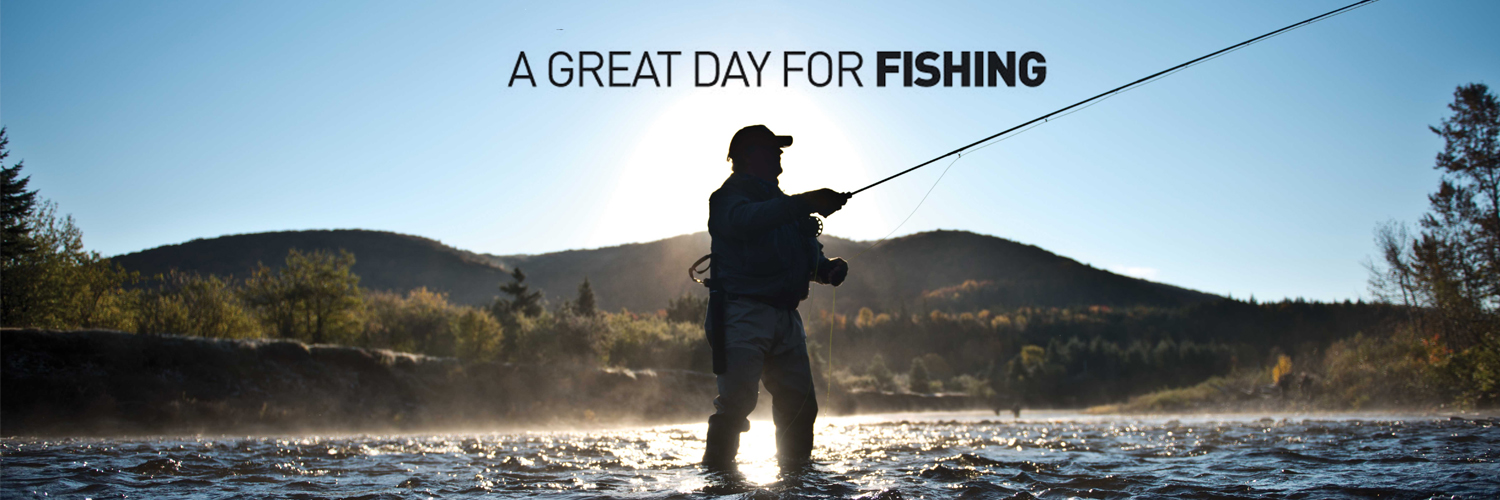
top-left (506, 51), bottom-right (1047, 88)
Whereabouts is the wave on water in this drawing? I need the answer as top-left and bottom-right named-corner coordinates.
top-left (2, 412), bottom-right (1496, 499)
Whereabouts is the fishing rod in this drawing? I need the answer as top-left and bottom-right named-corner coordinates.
top-left (847, 0), bottom-right (1378, 197)
top-left (817, 0), bottom-right (1379, 399)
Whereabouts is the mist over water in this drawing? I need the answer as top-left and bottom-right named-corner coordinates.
top-left (3, 411), bottom-right (1495, 499)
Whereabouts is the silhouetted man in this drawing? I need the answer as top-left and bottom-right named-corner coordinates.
top-left (702, 124), bottom-right (850, 469)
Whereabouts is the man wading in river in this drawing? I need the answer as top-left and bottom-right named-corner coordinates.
top-left (702, 125), bottom-right (851, 469)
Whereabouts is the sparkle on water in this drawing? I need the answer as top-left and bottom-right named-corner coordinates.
top-left (2, 411), bottom-right (1497, 499)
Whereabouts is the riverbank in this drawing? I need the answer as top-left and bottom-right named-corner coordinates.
top-left (1, 328), bottom-right (722, 436)
top-left (1, 329), bottom-right (999, 437)
top-left (1083, 367), bottom-right (1464, 415)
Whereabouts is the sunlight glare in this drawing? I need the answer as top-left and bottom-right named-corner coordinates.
top-left (736, 420), bottom-right (780, 484)
top-left (587, 89), bottom-right (889, 247)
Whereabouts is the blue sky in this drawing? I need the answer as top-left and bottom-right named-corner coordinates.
top-left (3, 0), bottom-right (1497, 302)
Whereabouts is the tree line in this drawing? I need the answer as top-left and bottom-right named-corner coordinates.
top-left (4, 79), bottom-right (1494, 411)
top-left (0, 122), bottom-right (1420, 410)
top-left (803, 299), bottom-right (1408, 408)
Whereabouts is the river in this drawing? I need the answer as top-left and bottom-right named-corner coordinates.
top-left (2, 411), bottom-right (1495, 499)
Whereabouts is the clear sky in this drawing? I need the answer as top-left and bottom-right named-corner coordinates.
top-left (3, 0), bottom-right (1497, 302)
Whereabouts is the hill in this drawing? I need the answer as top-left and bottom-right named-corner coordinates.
top-left (110, 230), bottom-right (512, 306)
top-left (807, 230), bottom-right (1217, 312)
top-left (111, 229), bottom-right (1219, 312)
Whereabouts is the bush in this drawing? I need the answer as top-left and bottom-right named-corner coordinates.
top-left (866, 354), bottom-right (894, 391)
top-left (950, 374), bottom-right (994, 398)
top-left (453, 307), bottom-right (504, 363)
top-left (599, 314), bottom-right (700, 369)
top-left (908, 357), bottom-right (931, 393)
top-left (1319, 331), bottom-right (1434, 408)
top-left (136, 270), bottom-right (260, 338)
top-left (360, 287), bottom-right (503, 361)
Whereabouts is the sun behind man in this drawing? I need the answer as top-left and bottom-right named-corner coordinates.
top-left (702, 124), bottom-right (851, 469)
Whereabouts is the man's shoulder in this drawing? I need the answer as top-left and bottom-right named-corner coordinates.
top-left (711, 173), bottom-right (756, 200)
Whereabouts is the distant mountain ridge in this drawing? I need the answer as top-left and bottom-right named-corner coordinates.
top-left (110, 229), bottom-right (1219, 313)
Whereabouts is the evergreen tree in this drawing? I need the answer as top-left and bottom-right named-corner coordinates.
top-left (1386, 84), bottom-right (1500, 320)
top-left (1427, 83), bottom-right (1500, 305)
top-left (1, 127), bottom-right (40, 323)
top-left (493, 267), bottom-right (543, 318)
top-left (572, 277), bottom-right (597, 316)
top-left (1, 128), bottom-right (38, 262)
top-left (0, 133), bottom-right (136, 329)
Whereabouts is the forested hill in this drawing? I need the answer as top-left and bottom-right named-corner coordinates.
top-left (821, 230), bottom-right (1219, 311)
top-left (111, 229), bottom-right (1219, 312)
top-left (110, 230), bottom-right (512, 306)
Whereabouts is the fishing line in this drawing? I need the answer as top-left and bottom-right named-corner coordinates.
top-left (821, 0), bottom-right (1378, 400)
top-left (847, 0), bottom-right (1378, 197)
top-left (827, 153), bottom-right (962, 389)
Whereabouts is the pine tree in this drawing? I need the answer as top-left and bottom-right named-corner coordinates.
top-left (1, 128), bottom-right (38, 263)
top-left (494, 267), bottom-right (543, 318)
top-left (1372, 84), bottom-right (1498, 352)
top-left (3, 128), bottom-right (41, 325)
top-left (573, 277), bottom-right (597, 316)
top-left (1424, 84), bottom-right (1500, 311)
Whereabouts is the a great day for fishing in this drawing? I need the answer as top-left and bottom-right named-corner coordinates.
top-left (506, 50), bottom-right (1048, 88)
top-left (2, 0), bottom-right (1497, 498)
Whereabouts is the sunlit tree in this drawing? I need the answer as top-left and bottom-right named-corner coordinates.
top-left (2, 197), bottom-right (136, 329)
top-left (136, 270), bottom-right (260, 338)
top-left (242, 248), bottom-right (363, 344)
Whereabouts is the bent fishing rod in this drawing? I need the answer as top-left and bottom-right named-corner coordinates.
top-left (846, 0), bottom-right (1378, 197)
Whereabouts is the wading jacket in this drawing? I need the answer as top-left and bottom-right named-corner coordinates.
top-left (708, 172), bottom-right (831, 308)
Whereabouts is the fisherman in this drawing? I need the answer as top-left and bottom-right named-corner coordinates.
top-left (702, 124), bottom-right (851, 469)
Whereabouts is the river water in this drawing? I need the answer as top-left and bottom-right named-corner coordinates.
top-left (2, 411), bottom-right (1496, 499)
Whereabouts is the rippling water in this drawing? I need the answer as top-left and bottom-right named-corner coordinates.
top-left (3, 411), bottom-right (1496, 499)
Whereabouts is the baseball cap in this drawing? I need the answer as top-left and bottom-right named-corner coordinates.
top-left (726, 125), bottom-right (793, 161)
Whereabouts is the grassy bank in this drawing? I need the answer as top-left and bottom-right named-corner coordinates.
top-left (1088, 330), bottom-right (1457, 414)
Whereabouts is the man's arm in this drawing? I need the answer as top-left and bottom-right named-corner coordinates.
top-left (710, 189), bottom-right (812, 239)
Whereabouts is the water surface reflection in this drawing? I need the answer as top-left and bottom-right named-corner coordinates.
top-left (2, 411), bottom-right (1495, 499)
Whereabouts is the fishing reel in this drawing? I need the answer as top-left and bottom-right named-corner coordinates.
top-left (800, 215), bottom-right (824, 237)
